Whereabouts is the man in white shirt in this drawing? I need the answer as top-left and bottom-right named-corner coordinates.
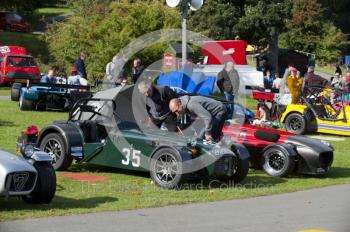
top-left (272, 74), bottom-right (282, 90)
top-left (106, 56), bottom-right (118, 80)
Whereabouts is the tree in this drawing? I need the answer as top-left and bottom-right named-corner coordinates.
top-left (235, 0), bottom-right (292, 73)
top-left (279, 0), bottom-right (323, 53)
top-left (189, 0), bottom-right (244, 40)
top-left (318, 0), bottom-right (350, 35)
top-left (279, 0), bottom-right (349, 64)
top-left (0, 0), bottom-right (46, 13)
top-left (46, 0), bottom-right (181, 80)
top-left (316, 23), bottom-right (349, 64)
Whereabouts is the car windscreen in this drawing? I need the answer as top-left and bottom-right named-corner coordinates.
top-left (6, 56), bottom-right (36, 68)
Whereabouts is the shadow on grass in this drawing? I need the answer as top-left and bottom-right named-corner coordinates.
top-left (317, 167), bottom-right (350, 179)
top-left (0, 195), bottom-right (118, 211)
top-left (69, 163), bottom-right (150, 178)
top-left (287, 167), bottom-right (350, 180)
top-left (0, 120), bottom-right (16, 127)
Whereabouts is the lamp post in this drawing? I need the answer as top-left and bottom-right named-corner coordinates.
top-left (181, 0), bottom-right (189, 66)
top-left (166, 0), bottom-right (203, 66)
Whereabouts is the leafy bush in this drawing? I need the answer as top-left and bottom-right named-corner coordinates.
top-left (279, 0), bottom-right (349, 65)
top-left (46, 0), bottom-right (180, 80)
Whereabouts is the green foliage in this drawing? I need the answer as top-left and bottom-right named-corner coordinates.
top-left (279, 0), bottom-right (349, 64)
top-left (0, 0), bottom-right (49, 13)
top-left (189, 0), bottom-right (242, 40)
top-left (46, 1), bottom-right (181, 80)
top-left (65, 0), bottom-right (111, 17)
top-left (316, 23), bottom-right (350, 64)
top-left (318, 0), bottom-right (350, 35)
top-left (279, 0), bottom-right (323, 53)
top-left (0, 32), bottom-right (49, 64)
top-left (235, 0), bottom-right (292, 45)
top-left (234, 0), bottom-right (292, 72)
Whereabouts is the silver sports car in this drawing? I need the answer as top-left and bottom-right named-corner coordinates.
top-left (0, 145), bottom-right (56, 204)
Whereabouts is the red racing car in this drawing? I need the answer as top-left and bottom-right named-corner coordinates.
top-left (222, 104), bottom-right (334, 177)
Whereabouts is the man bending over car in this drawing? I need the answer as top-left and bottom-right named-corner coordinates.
top-left (138, 81), bottom-right (178, 131)
top-left (169, 96), bottom-right (227, 141)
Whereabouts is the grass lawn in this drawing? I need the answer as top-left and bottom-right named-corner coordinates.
top-left (0, 99), bottom-right (350, 221)
top-left (35, 7), bottom-right (72, 17)
top-left (315, 65), bottom-right (347, 76)
top-left (28, 7), bottom-right (73, 33)
top-left (0, 7), bottom-right (72, 66)
top-left (0, 88), bottom-right (9, 96)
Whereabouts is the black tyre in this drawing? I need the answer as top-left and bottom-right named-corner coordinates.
top-left (232, 157), bottom-right (249, 183)
top-left (150, 148), bottom-right (187, 189)
top-left (221, 156), bottom-right (249, 184)
top-left (11, 86), bottom-right (20, 101)
top-left (284, 113), bottom-right (307, 135)
top-left (22, 162), bottom-right (56, 204)
top-left (262, 145), bottom-right (295, 177)
top-left (40, 133), bottom-right (73, 171)
top-left (19, 95), bottom-right (33, 111)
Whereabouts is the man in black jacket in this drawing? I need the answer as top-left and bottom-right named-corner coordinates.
top-left (74, 52), bottom-right (87, 80)
top-left (169, 95), bottom-right (226, 141)
top-left (216, 62), bottom-right (240, 118)
top-left (138, 81), bottom-right (178, 131)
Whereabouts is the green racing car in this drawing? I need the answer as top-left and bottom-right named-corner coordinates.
top-left (22, 85), bottom-right (250, 189)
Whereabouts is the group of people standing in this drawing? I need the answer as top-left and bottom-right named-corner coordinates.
top-left (284, 65), bottom-right (328, 104)
top-left (105, 55), bottom-right (144, 85)
top-left (262, 64), bottom-right (331, 104)
top-left (41, 52), bottom-right (89, 86)
top-left (330, 63), bottom-right (350, 91)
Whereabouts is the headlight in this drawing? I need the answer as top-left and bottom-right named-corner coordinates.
top-left (22, 144), bottom-right (35, 158)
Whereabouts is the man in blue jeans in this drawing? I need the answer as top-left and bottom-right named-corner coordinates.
top-left (216, 62), bottom-right (240, 118)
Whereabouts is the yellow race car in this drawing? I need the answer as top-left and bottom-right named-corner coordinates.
top-left (281, 86), bottom-right (350, 136)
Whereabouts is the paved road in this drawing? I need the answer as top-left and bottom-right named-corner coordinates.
top-left (315, 71), bottom-right (332, 81)
top-left (1, 184), bottom-right (349, 232)
top-left (0, 96), bottom-right (9, 100)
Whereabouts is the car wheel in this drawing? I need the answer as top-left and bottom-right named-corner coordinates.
top-left (285, 113), bottom-right (307, 135)
top-left (11, 86), bottom-right (20, 101)
top-left (150, 148), bottom-right (187, 189)
top-left (19, 95), bottom-right (33, 111)
top-left (40, 133), bottom-right (73, 171)
top-left (232, 156), bottom-right (249, 183)
top-left (262, 146), bottom-right (295, 177)
top-left (22, 162), bottom-right (56, 204)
